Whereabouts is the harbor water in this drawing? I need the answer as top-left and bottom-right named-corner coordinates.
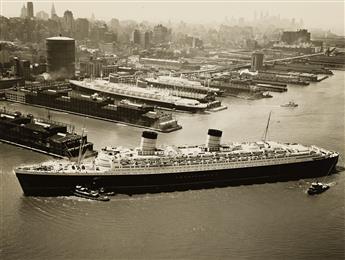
top-left (0, 71), bottom-right (344, 259)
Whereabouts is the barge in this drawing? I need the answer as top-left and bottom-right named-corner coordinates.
top-left (0, 109), bottom-right (95, 159)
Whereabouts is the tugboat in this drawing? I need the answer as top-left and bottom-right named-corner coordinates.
top-left (307, 182), bottom-right (330, 195)
top-left (281, 101), bottom-right (298, 108)
top-left (73, 185), bottom-right (110, 201)
top-left (99, 187), bottom-right (115, 196)
top-left (262, 92), bottom-right (273, 98)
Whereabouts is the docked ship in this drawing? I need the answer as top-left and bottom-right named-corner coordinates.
top-left (4, 87), bottom-right (181, 133)
top-left (207, 78), bottom-right (265, 99)
top-left (254, 71), bottom-right (310, 86)
top-left (0, 109), bottom-right (95, 159)
top-left (139, 76), bottom-right (224, 100)
top-left (15, 129), bottom-right (339, 196)
top-left (69, 79), bottom-right (220, 113)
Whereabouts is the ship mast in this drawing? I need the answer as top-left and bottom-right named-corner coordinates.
top-left (263, 111), bottom-right (272, 142)
top-left (77, 127), bottom-right (85, 166)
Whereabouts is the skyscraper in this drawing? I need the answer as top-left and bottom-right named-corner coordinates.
top-left (132, 29), bottom-right (141, 45)
top-left (153, 24), bottom-right (170, 45)
top-left (27, 2), bottom-right (34, 18)
top-left (51, 3), bottom-right (57, 19)
top-left (75, 18), bottom-right (90, 39)
top-left (20, 4), bottom-right (27, 18)
top-left (63, 10), bottom-right (74, 35)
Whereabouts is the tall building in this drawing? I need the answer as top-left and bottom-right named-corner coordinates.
top-left (51, 3), bottom-right (57, 19)
top-left (20, 60), bottom-right (31, 80)
top-left (109, 18), bottom-right (120, 33)
top-left (12, 57), bottom-right (21, 77)
top-left (63, 10), bottom-right (74, 34)
top-left (75, 18), bottom-right (89, 39)
top-left (251, 52), bottom-right (264, 71)
top-left (142, 31), bottom-right (151, 49)
top-left (153, 24), bottom-right (171, 44)
top-left (132, 29), bottom-right (141, 45)
top-left (46, 36), bottom-right (75, 79)
top-left (89, 24), bottom-right (107, 42)
top-left (132, 29), bottom-right (151, 49)
top-left (20, 4), bottom-right (27, 18)
top-left (27, 2), bottom-right (34, 18)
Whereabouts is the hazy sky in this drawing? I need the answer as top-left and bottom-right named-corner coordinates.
top-left (1, 0), bottom-right (344, 34)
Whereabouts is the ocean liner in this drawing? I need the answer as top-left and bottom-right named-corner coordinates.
top-left (69, 79), bottom-right (223, 113)
top-left (15, 129), bottom-right (339, 196)
top-left (139, 76), bottom-right (223, 101)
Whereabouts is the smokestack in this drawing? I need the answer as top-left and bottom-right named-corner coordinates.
top-left (140, 131), bottom-right (158, 153)
top-left (206, 129), bottom-right (222, 151)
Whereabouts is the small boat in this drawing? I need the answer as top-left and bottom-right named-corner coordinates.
top-left (262, 92), bottom-right (273, 98)
top-left (74, 186), bottom-right (110, 201)
top-left (281, 101), bottom-right (298, 107)
top-left (99, 187), bottom-right (115, 196)
top-left (307, 182), bottom-right (329, 195)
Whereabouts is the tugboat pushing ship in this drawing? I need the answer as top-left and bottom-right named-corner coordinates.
top-left (14, 127), bottom-right (339, 196)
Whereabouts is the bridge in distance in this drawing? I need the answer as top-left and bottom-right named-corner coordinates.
top-left (174, 52), bottom-right (325, 77)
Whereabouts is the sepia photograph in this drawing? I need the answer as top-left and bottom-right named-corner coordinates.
top-left (0, 0), bottom-right (344, 259)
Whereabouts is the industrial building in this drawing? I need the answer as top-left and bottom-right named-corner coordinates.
top-left (46, 36), bottom-right (75, 79)
top-left (281, 29), bottom-right (311, 45)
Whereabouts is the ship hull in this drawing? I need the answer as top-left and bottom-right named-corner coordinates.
top-left (15, 155), bottom-right (339, 196)
top-left (70, 82), bottom-right (205, 113)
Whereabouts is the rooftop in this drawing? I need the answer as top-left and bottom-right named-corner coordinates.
top-left (46, 36), bottom-right (75, 41)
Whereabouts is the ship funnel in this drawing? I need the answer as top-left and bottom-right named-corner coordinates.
top-left (206, 129), bottom-right (222, 151)
top-left (140, 131), bottom-right (158, 153)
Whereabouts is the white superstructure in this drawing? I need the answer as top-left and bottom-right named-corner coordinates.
top-left (16, 130), bottom-right (338, 176)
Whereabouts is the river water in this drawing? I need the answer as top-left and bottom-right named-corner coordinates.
top-left (0, 71), bottom-right (344, 259)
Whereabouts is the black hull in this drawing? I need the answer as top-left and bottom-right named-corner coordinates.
top-left (16, 156), bottom-right (339, 196)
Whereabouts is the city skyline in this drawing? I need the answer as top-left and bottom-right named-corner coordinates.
top-left (1, 1), bottom-right (344, 35)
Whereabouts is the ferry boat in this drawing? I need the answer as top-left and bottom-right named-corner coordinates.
top-left (15, 129), bottom-right (339, 196)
